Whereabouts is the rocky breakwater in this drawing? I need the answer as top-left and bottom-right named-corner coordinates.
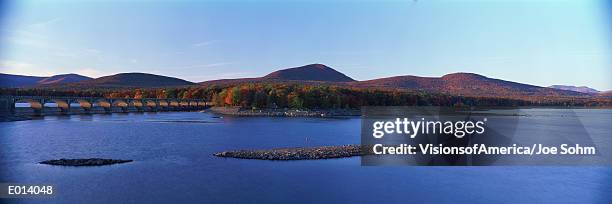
top-left (214, 145), bottom-right (370, 160)
top-left (39, 158), bottom-right (133, 166)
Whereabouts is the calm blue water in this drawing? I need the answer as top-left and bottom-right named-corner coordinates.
top-left (1, 109), bottom-right (611, 203)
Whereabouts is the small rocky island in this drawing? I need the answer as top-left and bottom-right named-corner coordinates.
top-left (214, 145), bottom-right (369, 160)
top-left (40, 158), bottom-right (133, 166)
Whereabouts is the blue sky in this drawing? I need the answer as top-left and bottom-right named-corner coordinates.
top-left (0, 0), bottom-right (610, 90)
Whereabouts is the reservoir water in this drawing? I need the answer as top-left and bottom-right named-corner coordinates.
top-left (1, 109), bottom-right (611, 203)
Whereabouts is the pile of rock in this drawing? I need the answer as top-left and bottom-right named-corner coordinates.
top-left (39, 158), bottom-right (133, 166)
top-left (214, 145), bottom-right (368, 160)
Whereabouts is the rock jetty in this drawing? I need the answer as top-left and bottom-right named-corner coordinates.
top-left (214, 145), bottom-right (370, 160)
top-left (39, 158), bottom-right (133, 166)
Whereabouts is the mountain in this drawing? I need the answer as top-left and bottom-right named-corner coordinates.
top-left (200, 77), bottom-right (265, 86)
top-left (37, 74), bottom-right (93, 85)
top-left (548, 85), bottom-right (600, 94)
top-left (353, 73), bottom-right (586, 97)
top-left (72, 73), bottom-right (195, 87)
top-left (4, 64), bottom-right (596, 99)
top-left (200, 64), bottom-right (355, 86)
top-left (0, 74), bottom-right (44, 87)
top-left (200, 65), bottom-right (586, 98)
top-left (0, 73), bottom-right (92, 87)
top-left (262, 64), bottom-right (355, 82)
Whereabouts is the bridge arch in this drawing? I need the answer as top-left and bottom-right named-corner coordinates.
top-left (44, 99), bottom-right (70, 111)
top-left (169, 100), bottom-right (180, 107)
top-left (13, 98), bottom-right (43, 115)
top-left (91, 99), bottom-right (111, 112)
top-left (72, 99), bottom-right (92, 109)
top-left (111, 100), bottom-right (127, 107)
top-left (144, 100), bottom-right (158, 109)
top-left (14, 99), bottom-right (43, 110)
top-left (158, 100), bottom-right (168, 107)
top-left (66, 99), bottom-right (92, 113)
top-left (130, 100), bottom-right (144, 109)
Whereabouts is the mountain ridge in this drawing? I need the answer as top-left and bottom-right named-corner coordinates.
top-left (71, 72), bottom-right (195, 87)
top-left (37, 74), bottom-right (92, 85)
top-left (199, 64), bottom-right (356, 86)
top-left (262, 64), bottom-right (355, 82)
top-left (548, 85), bottom-right (600, 94)
top-left (1, 64), bottom-right (597, 98)
top-left (198, 65), bottom-right (589, 98)
top-left (0, 73), bottom-right (92, 87)
top-left (351, 72), bottom-right (586, 97)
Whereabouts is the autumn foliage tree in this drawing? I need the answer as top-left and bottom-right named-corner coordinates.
top-left (3, 83), bottom-right (610, 108)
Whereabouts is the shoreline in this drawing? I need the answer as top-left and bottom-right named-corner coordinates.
top-left (0, 115), bottom-right (33, 122)
top-left (0, 109), bottom-right (206, 122)
top-left (208, 106), bottom-right (612, 118)
top-left (208, 107), bottom-right (361, 118)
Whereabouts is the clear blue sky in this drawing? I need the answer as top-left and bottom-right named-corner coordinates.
top-left (0, 0), bottom-right (610, 90)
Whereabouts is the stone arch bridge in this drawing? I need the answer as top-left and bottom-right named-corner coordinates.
top-left (0, 96), bottom-right (210, 116)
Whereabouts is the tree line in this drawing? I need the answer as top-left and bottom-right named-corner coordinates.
top-left (1, 83), bottom-right (609, 108)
